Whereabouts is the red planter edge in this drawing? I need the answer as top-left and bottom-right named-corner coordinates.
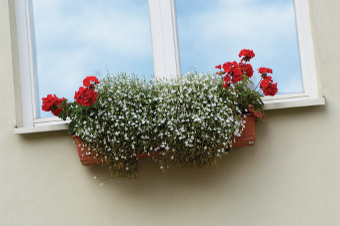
top-left (233, 113), bottom-right (257, 148)
top-left (72, 135), bottom-right (161, 166)
top-left (73, 135), bottom-right (103, 166)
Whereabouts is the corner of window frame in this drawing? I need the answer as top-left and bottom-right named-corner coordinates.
top-left (262, 0), bottom-right (325, 111)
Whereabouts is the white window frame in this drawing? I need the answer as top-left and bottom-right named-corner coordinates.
top-left (148, 0), bottom-right (181, 79)
top-left (14, 0), bottom-right (325, 133)
top-left (262, 0), bottom-right (325, 110)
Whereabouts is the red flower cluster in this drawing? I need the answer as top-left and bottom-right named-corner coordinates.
top-left (215, 65), bottom-right (222, 70)
top-left (42, 76), bottom-right (99, 117)
top-left (74, 76), bottom-right (99, 106)
top-left (258, 67), bottom-right (273, 75)
top-left (239, 49), bottom-right (255, 62)
top-left (74, 87), bottom-right (98, 106)
top-left (222, 61), bottom-right (243, 85)
top-left (42, 94), bottom-right (66, 116)
top-left (260, 75), bottom-right (278, 96)
top-left (218, 60), bottom-right (253, 88)
top-left (258, 67), bottom-right (277, 96)
top-left (83, 76), bottom-right (99, 88)
top-left (216, 49), bottom-right (278, 96)
top-left (240, 62), bottom-right (254, 78)
top-left (216, 50), bottom-right (256, 89)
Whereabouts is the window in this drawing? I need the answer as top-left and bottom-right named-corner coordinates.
top-left (14, 0), bottom-right (324, 132)
top-left (175, 0), bottom-right (303, 94)
top-left (173, 0), bottom-right (324, 110)
top-left (29, 0), bottom-right (154, 118)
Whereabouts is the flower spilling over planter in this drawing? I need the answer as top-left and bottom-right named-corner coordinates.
top-left (42, 49), bottom-right (277, 179)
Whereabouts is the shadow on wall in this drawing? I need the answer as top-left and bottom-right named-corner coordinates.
top-left (16, 128), bottom-right (262, 189)
top-left (84, 143), bottom-right (259, 197)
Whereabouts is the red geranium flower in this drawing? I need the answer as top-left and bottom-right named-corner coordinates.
top-left (53, 97), bottom-right (66, 116)
top-left (223, 75), bottom-right (231, 87)
top-left (42, 94), bottom-right (56, 112)
top-left (262, 83), bottom-right (278, 96)
top-left (258, 67), bottom-right (273, 75)
top-left (222, 62), bottom-right (233, 73)
top-left (51, 106), bottom-right (64, 117)
top-left (220, 61), bottom-right (245, 85)
top-left (232, 61), bottom-right (239, 68)
top-left (260, 75), bottom-right (278, 96)
top-left (215, 64), bottom-right (222, 70)
top-left (83, 76), bottom-right (99, 88)
top-left (241, 63), bottom-right (254, 78)
top-left (42, 94), bottom-right (66, 116)
top-left (260, 76), bottom-right (272, 89)
top-left (74, 87), bottom-right (98, 106)
top-left (231, 68), bottom-right (243, 84)
top-left (239, 49), bottom-right (255, 61)
top-left (217, 49), bottom-right (278, 98)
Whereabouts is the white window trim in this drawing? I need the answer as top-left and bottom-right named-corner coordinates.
top-left (262, 0), bottom-right (325, 108)
top-left (15, 0), bottom-right (36, 128)
top-left (14, 0), bottom-right (325, 134)
top-left (148, 0), bottom-right (181, 79)
top-left (294, 0), bottom-right (319, 100)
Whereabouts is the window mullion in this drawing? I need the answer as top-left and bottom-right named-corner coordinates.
top-left (148, 0), bottom-right (181, 79)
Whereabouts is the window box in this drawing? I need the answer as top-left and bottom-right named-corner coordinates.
top-left (73, 113), bottom-right (256, 166)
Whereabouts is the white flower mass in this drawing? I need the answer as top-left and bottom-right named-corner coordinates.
top-left (74, 72), bottom-right (245, 178)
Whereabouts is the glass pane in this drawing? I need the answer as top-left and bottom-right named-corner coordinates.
top-left (176, 0), bottom-right (303, 94)
top-left (31, 0), bottom-right (154, 118)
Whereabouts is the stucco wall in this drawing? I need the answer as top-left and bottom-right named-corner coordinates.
top-left (1, 0), bottom-right (340, 225)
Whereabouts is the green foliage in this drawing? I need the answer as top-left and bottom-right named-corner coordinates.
top-left (233, 75), bottom-right (264, 116)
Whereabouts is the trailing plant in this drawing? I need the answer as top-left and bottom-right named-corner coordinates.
top-left (42, 49), bottom-right (277, 179)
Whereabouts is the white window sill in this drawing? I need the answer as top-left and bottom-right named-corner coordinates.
top-left (15, 120), bottom-right (69, 134)
top-left (262, 93), bottom-right (325, 110)
top-left (14, 95), bottom-right (325, 134)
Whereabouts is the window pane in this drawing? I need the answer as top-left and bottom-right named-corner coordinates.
top-left (31, 0), bottom-right (154, 118)
top-left (176, 0), bottom-right (303, 94)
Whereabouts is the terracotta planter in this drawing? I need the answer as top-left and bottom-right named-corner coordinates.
top-left (73, 113), bottom-right (256, 165)
top-left (72, 135), bottom-right (161, 165)
top-left (232, 113), bottom-right (257, 148)
top-left (73, 135), bottom-right (104, 165)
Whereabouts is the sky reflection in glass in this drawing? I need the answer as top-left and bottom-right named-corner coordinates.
top-left (176, 0), bottom-right (303, 94)
top-left (32, 0), bottom-right (153, 117)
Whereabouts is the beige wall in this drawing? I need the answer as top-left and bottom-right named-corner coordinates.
top-left (1, 0), bottom-right (340, 225)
